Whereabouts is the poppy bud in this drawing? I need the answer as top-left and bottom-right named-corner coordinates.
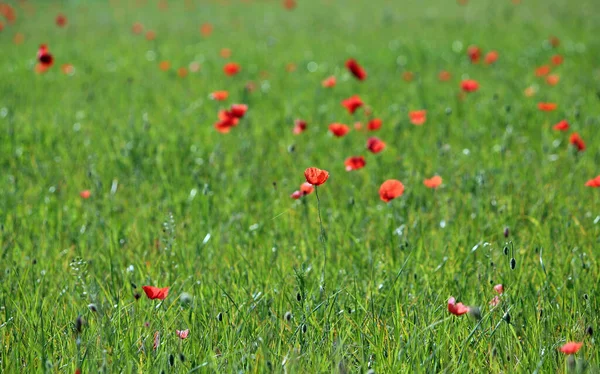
top-left (503, 246), bottom-right (509, 255)
top-left (503, 312), bottom-right (511, 324)
top-left (169, 354), bottom-right (175, 366)
top-left (88, 303), bottom-right (98, 313)
top-left (510, 258), bottom-right (516, 269)
top-left (179, 353), bottom-right (186, 362)
top-left (217, 312), bottom-right (223, 322)
top-left (296, 292), bottom-right (302, 302)
top-left (284, 311), bottom-right (292, 321)
top-left (75, 315), bottom-right (84, 333)
top-left (586, 326), bottom-right (593, 336)
top-left (32, 259), bottom-right (37, 265)
top-left (301, 324), bottom-right (307, 333)
top-left (134, 293), bottom-right (141, 300)
top-left (504, 227), bottom-right (509, 238)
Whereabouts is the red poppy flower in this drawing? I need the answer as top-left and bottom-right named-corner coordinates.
top-left (290, 190), bottom-right (302, 199)
top-left (341, 95), bottom-right (363, 114)
top-left (159, 61), bottom-right (171, 71)
top-left (553, 120), bottom-right (569, 131)
top-left (176, 329), bottom-right (189, 339)
top-left (293, 119), bottom-right (307, 135)
top-left (537, 102), bottom-right (557, 112)
top-left (438, 70), bottom-right (451, 82)
top-left (145, 30), bottom-right (156, 41)
top-left (214, 114), bottom-right (238, 134)
top-left (345, 58), bottom-right (366, 81)
top-left (409, 110), bottom-right (426, 126)
top-left (142, 286), bottom-right (169, 300)
top-left (344, 156), bottom-right (366, 171)
top-left (132, 22), bottom-right (144, 34)
top-left (283, 0), bottom-right (296, 10)
top-left (489, 295), bottom-right (500, 307)
top-left (402, 71), bottom-right (414, 82)
top-left (210, 91), bottom-right (229, 101)
top-left (569, 132), bottom-right (585, 151)
top-left (545, 74), bottom-right (559, 86)
top-left (61, 64), bottom-right (74, 75)
top-left (549, 36), bottom-right (560, 48)
top-left (467, 45), bottom-right (481, 63)
top-left (447, 297), bottom-right (470, 316)
top-left (423, 176), bottom-right (442, 188)
top-left (223, 62), bottom-right (241, 76)
top-left (322, 75), bottom-right (336, 88)
top-left (37, 44), bottom-right (54, 68)
top-left (329, 123), bottom-right (350, 137)
top-left (229, 104), bottom-right (248, 118)
top-left (367, 118), bottom-right (382, 131)
top-left (551, 54), bottom-right (563, 66)
top-left (177, 67), bottom-right (188, 78)
top-left (493, 284), bottom-right (504, 294)
top-left (367, 137), bottom-right (386, 153)
top-left (585, 176), bottom-right (600, 188)
top-left (300, 182), bottom-right (314, 195)
top-left (304, 168), bottom-right (329, 186)
top-left (535, 65), bottom-right (550, 77)
top-left (220, 48), bottom-right (231, 59)
top-left (200, 23), bottom-right (213, 37)
top-left (0, 4), bottom-right (16, 23)
top-left (379, 179), bottom-right (404, 202)
top-left (80, 190), bottom-right (91, 199)
top-left (560, 342), bottom-right (583, 355)
top-left (484, 51), bottom-right (498, 65)
top-left (56, 14), bottom-right (67, 27)
top-left (461, 79), bottom-right (479, 93)
top-left (354, 122), bottom-right (363, 130)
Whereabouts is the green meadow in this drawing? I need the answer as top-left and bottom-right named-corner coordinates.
top-left (0, 0), bottom-right (599, 372)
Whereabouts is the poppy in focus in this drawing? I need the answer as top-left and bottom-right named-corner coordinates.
top-left (293, 119), bottom-right (307, 135)
top-left (553, 120), bottom-right (569, 131)
top-left (344, 156), bottom-right (366, 171)
top-left (329, 123), bottom-right (350, 137)
top-left (423, 176), bottom-right (442, 189)
top-left (367, 137), bottom-right (386, 154)
top-left (304, 168), bottom-right (329, 186)
top-left (345, 58), bottom-right (367, 81)
top-left (379, 180), bottom-right (404, 202)
top-left (322, 76), bottom-right (336, 88)
top-left (569, 132), bottom-right (585, 152)
top-left (537, 102), bottom-right (557, 112)
top-left (142, 286), bottom-right (170, 300)
top-left (341, 95), bottom-right (363, 114)
top-left (409, 110), bottom-right (426, 126)
top-left (560, 342), bottom-right (583, 355)
top-left (367, 118), bottom-right (382, 131)
top-left (461, 79), bottom-right (479, 92)
top-left (448, 297), bottom-right (470, 316)
top-left (224, 62), bottom-right (241, 76)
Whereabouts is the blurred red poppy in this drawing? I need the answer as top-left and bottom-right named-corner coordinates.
top-left (304, 168), bottom-right (329, 186)
top-left (300, 182), bottom-right (314, 195)
top-left (290, 190), bottom-right (302, 199)
top-left (344, 156), bottom-right (366, 171)
top-left (535, 65), bottom-right (550, 77)
top-left (0, 4), bottom-right (16, 23)
top-left (549, 36), bottom-right (560, 47)
top-left (537, 102), bottom-right (557, 112)
top-left (345, 58), bottom-right (366, 81)
top-left (142, 286), bottom-right (169, 300)
top-left (448, 297), bottom-right (470, 316)
top-left (132, 22), bottom-right (144, 34)
top-left (210, 91), bottom-right (229, 101)
top-left (159, 61), bottom-right (171, 71)
top-left (460, 79), bottom-right (479, 92)
top-left (220, 48), bottom-right (231, 59)
top-left (200, 23), bottom-right (213, 37)
top-left (409, 110), bottom-right (426, 125)
top-left (585, 176), bottom-right (600, 188)
top-left (379, 179), bottom-right (404, 202)
top-left (56, 14), bottom-right (67, 27)
top-left (214, 118), bottom-right (236, 133)
top-left (367, 137), bottom-right (386, 153)
top-left (80, 190), bottom-right (91, 199)
top-left (423, 176), bottom-right (442, 188)
top-left (545, 74), bottom-right (559, 86)
top-left (322, 76), bottom-right (336, 88)
top-left (283, 0), bottom-right (296, 10)
top-left (37, 44), bottom-right (54, 68)
top-left (438, 70), bottom-right (451, 81)
top-left (402, 71), bottom-right (414, 82)
top-left (177, 67), bottom-right (188, 78)
top-left (493, 284), bottom-right (504, 294)
top-left (229, 104), bottom-right (248, 118)
top-left (224, 62), bottom-right (241, 76)
top-left (176, 329), bottom-right (189, 339)
top-left (367, 118), bottom-right (382, 131)
top-left (293, 119), bottom-right (307, 134)
top-left (145, 30), bottom-right (156, 41)
top-left (467, 45), bottom-right (481, 63)
top-left (551, 54), bottom-right (563, 66)
top-left (553, 120), bottom-right (569, 131)
top-left (329, 123), bottom-right (350, 137)
top-left (569, 132), bottom-right (585, 151)
top-left (560, 342), bottom-right (583, 355)
top-left (484, 51), bottom-right (498, 64)
top-left (341, 95), bottom-right (363, 114)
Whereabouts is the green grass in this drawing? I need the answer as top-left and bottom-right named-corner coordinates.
top-left (1, 0), bottom-right (599, 372)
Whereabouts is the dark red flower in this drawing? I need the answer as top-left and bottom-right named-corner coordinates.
top-left (344, 156), bottom-right (366, 171)
top-left (345, 58), bottom-right (367, 81)
top-left (304, 168), bottom-right (329, 186)
top-left (467, 45), bottom-right (481, 63)
top-left (569, 132), bottom-right (585, 152)
top-left (229, 104), bottom-right (248, 118)
top-left (37, 44), bottom-right (54, 68)
top-left (329, 123), bottom-right (350, 137)
top-left (366, 137), bottom-right (386, 153)
top-left (293, 119), bottom-right (307, 135)
top-left (553, 120), bottom-right (569, 131)
top-left (142, 286), bottom-right (170, 300)
top-left (367, 118), bottom-right (382, 131)
top-left (460, 79), bottom-right (479, 92)
top-left (341, 95), bottom-right (363, 114)
top-left (379, 180), bottom-right (404, 202)
top-left (223, 62), bottom-right (241, 76)
top-left (56, 14), bottom-right (67, 27)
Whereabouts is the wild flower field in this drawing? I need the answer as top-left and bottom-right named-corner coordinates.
top-left (1, 0), bottom-right (599, 372)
